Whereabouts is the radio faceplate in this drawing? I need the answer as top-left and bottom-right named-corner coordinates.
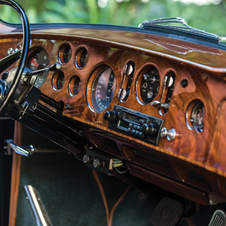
top-left (104, 105), bottom-right (164, 145)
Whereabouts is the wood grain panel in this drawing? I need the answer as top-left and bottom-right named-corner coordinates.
top-left (1, 36), bottom-right (226, 175)
top-left (2, 29), bottom-right (226, 202)
top-left (208, 101), bottom-right (226, 172)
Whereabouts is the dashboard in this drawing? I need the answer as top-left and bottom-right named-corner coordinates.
top-left (2, 25), bottom-right (226, 205)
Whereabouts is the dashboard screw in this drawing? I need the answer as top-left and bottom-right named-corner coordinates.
top-left (180, 79), bottom-right (188, 88)
top-left (202, 74), bottom-right (208, 82)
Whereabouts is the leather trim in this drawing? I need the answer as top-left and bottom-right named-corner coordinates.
top-left (8, 122), bottom-right (22, 226)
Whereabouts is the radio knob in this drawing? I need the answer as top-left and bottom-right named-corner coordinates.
top-left (117, 111), bottom-right (124, 119)
top-left (142, 123), bottom-right (158, 136)
top-left (104, 111), bottom-right (117, 122)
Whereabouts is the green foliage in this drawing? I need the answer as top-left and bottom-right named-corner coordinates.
top-left (1, 0), bottom-right (226, 35)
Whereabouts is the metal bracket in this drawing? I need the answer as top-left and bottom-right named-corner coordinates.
top-left (4, 139), bottom-right (13, 155)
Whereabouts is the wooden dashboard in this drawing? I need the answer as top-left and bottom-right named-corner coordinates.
top-left (2, 25), bottom-right (226, 205)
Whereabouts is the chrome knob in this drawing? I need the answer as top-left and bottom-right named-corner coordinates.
top-left (161, 127), bottom-right (176, 141)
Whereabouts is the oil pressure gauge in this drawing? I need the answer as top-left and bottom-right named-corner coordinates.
top-left (136, 65), bottom-right (160, 104)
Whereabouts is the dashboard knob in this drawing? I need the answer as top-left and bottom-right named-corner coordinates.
top-left (161, 127), bottom-right (176, 141)
top-left (104, 111), bottom-right (117, 122)
top-left (93, 158), bottom-right (105, 169)
top-left (117, 111), bottom-right (124, 119)
top-left (1, 72), bottom-right (9, 80)
top-left (142, 123), bottom-right (158, 136)
top-left (83, 154), bottom-right (93, 164)
top-left (151, 101), bottom-right (169, 110)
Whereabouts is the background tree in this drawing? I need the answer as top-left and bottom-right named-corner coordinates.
top-left (1, 0), bottom-right (226, 35)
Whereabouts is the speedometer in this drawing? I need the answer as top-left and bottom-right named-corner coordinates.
top-left (90, 67), bottom-right (116, 112)
top-left (26, 48), bottom-right (49, 88)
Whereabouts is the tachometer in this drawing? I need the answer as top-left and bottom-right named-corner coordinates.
top-left (26, 48), bottom-right (49, 88)
top-left (89, 66), bottom-right (116, 112)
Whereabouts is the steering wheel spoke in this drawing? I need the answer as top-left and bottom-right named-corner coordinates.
top-left (0, 50), bottom-right (21, 74)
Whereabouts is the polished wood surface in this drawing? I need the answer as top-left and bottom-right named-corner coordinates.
top-left (31, 27), bottom-right (226, 72)
top-left (1, 25), bottom-right (226, 204)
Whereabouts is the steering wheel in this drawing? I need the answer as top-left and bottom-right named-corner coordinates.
top-left (0, 0), bottom-right (29, 114)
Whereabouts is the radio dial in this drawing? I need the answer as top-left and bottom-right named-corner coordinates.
top-left (117, 111), bottom-right (124, 119)
top-left (104, 111), bottom-right (117, 122)
top-left (142, 123), bottom-right (158, 136)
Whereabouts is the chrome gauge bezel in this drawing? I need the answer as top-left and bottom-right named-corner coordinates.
top-left (186, 100), bottom-right (205, 133)
top-left (136, 65), bottom-right (160, 105)
top-left (87, 65), bottom-right (116, 113)
top-left (75, 47), bottom-right (88, 69)
top-left (52, 70), bottom-right (65, 91)
top-left (25, 47), bottom-right (49, 88)
top-left (58, 43), bottom-right (72, 65)
top-left (68, 75), bottom-right (81, 96)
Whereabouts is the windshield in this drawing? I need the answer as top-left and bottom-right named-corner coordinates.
top-left (0, 0), bottom-right (225, 35)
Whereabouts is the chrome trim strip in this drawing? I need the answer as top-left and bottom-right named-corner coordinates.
top-left (24, 185), bottom-right (52, 226)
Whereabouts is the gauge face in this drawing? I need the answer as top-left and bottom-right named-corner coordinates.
top-left (186, 100), bottom-right (205, 133)
top-left (26, 49), bottom-right (49, 88)
top-left (58, 43), bottom-right (72, 64)
top-left (139, 67), bottom-right (160, 104)
top-left (190, 102), bottom-right (205, 133)
top-left (52, 71), bottom-right (65, 91)
top-left (75, 47), bottom-right (88, 69)
top-left (69, 76), bottom-right (81, 96)
top-left (91, 67), bottom-right (116, 112)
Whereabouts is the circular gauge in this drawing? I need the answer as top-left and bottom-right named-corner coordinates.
top-left (186, 100), bottom-right (205, 133)
top-left (58, 43), bottom-right (72, 64)
top-left (136, 66), bottom-right (160, 104)
top-left (69, 76), bottom-right (81, 96)
top-left (89, 66), bottom-right (116, 112)
top-left (26, 48), bottom-right (49, 88)
top-left (52, 71), bottom-right (65, 91)
top-left (75, 47), bottom-right (88, 69)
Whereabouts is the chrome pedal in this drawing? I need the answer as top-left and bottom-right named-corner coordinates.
top-left (150, 197), bottom-right (184, 226)
top-left (208, 210), bottom-right (226, 226)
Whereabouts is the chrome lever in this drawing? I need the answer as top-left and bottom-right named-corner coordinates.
top-left (22, 63), bottom-right (62, 87)
top-left (26, 63), bottom-right (62, 77)
top-left (151, 101), bottom-right (169, 110)
top-left (24, 185), bottom-right (52, 226)
top-left (9, 143), bottom-right (34, 157)
top-left (5, 141), bottom-right (66, 156)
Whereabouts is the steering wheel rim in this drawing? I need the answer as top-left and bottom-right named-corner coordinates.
top-left (0, 0), bottom-right (30, 114)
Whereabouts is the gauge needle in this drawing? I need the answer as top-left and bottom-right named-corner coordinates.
top-left (106, 70), bottom-right (115, 98)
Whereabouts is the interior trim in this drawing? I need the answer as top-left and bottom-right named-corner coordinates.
top-left (9, 122), bottom-right (22, 226)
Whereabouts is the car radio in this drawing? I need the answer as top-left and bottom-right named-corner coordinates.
top-left (104, 105), bottom-right (164, 145)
